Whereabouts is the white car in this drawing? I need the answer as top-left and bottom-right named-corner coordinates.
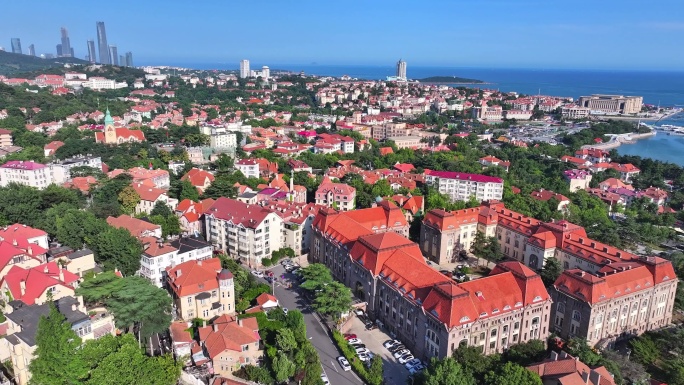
top-left (358, 353), bottom-right (370, 362)
top-left (251, 270), bottom-right (264, 278)
top-left (393, 349), bottom-right (410, 359)
top-left (355, 347), bottom-right (370, 355)
top-left (320, 373), bottom-right (330, 385)
top-left (398, 354), bottom-right (414, 364)
top-left (347, 338), bottom-right (363, 345)
top-left (337, 356), bottom-right (351, 371)
top-left (282, 308), bottom-right (288, 315)
top-left (383, 339), bottom-right (401, 349)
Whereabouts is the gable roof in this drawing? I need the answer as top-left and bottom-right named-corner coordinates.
top-left (106, 215), bottom-right (160, 238)
top-left (167, 258), bottom-right (226, 298)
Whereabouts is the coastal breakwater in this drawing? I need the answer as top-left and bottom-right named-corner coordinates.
top-left (582, 131), bottom-right (656, 150)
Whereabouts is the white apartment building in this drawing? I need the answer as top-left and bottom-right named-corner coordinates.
top-left (200, 126), bottom-right (237, 149)
top-left (424, 170), bottom-right (503, 202)
top-left (50, 156), bottom-right (102, 184)
top-left (204, 198), bottom-right (283, 267)
top-left (0, 161), bottom-right (54, 189)
top-left (239, 60), bottom-right (250, 79)
top-left (83, 77), bottom-right (128, 90)
top-left (138, 235), bottom-right (213, 287)
top-left (235, 159), bottom-right (260, 179)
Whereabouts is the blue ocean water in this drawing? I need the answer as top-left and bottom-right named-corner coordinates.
top-left (617, 112), bottom-right (684, 166)
top-left (173, 63), bottom-right (684, 107)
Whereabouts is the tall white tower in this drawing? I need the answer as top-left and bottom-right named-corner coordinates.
top-left (396, 59), bottom-right (407, 80)
top-left (240, 60), bottom-right (250, 78)
top-left (261, 66), bottom-right (270, 80)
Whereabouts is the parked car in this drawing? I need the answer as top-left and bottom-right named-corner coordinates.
top-left (358, 353), bottom-right (370, 362)
top-left (280, 258), bottom-right (292, 265)
top-left (389, 344), bottom-right (406, 353)
top-left (408, 364), bottom-right (425, 374)
top-left (383, 339), bottom-right (401, 349)
top-left (398, 353), bottom-right (415, 364)
top-left (393, 349), bottom-right (410, 359)
top-left (320, 373), bottom-right (330, 385)
top-left (282, 308), bottom-right (288, 315)
top-left (251, 270), bottom-right (264, 278)
top-left (355, 347), bottom-right (370, 355)
top-left (337, 356), bottom-right (351, 371)
top-left (354, 309), bottom-right (365, 317)
top-left (344, 333), bottom-right (357, 340)
top-left (404, 358), bottom-right (421, 369)
top-left (364, 320), bottom-right (376, 330)
top-left (347, 338), bottom-right (363, 345)
top-left (351, 343), bottom-right (366, 350)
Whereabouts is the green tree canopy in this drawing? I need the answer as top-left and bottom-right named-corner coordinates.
top-left (484, 362), bottom-right (542, 385)
top-left (312, 281), bottom-right (352, 318)
top-left (106, 276), bottom-right (172, 338)
top-left (91, 226), bottom-right (143, 275)
top-left (416, 357), bottom-right (476, 385)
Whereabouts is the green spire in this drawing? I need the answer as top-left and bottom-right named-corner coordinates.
top-left (104, 108), bottom-right (114, 127)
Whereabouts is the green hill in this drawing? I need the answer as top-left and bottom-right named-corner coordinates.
top-left (0, 51), bottom-right (89, 76)
top-left (418, 76), bottom-right (485, 84)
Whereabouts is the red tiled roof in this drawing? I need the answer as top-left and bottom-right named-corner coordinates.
top-left (167, 258), bottom-right (225, 297)
top-left (1, 263), bottom-right (76, 305)
top-left (198, 315), bottom-right (260, 358)
top-left (181, 168), bottom-right (215, 188)
top-left (107, 215), bottom-right (160, 238)
top-left (0, 224), bottom-right (47, 241)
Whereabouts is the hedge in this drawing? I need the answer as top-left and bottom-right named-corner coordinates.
top-left (332, 330), bottom-right (382, 385)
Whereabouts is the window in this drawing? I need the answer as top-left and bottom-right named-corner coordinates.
top-left (557, 302), bottom-right (566, 313)
top-left (490, 328), bottom-right (497, 338)
top-left (489, 341), bottom-right (496, 350)
top-left (203, 309), bottom-right (209, 318)
top-left (503, 325), bottom-right (509, 333)
top-left (572, 311), bottom-right (581, 322)
top-left (514, 322), bottom-right (520, 330)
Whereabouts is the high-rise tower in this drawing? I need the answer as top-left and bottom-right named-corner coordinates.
top-left (60, 27), bottom-right (72, 57)
top-left (239, 60), bottom-right (250, 78)
top-left (125, 52), bottom-right (133, 67)
top-left (396, 59), bottom-right (407, 80)
top-left (28, 44), bottom-right (35, 56)
top-left (87, 40), bottom-right (97, 63)
top-left (11, 38), bottom-right (22, 54)
top-left (96, 21), bottom-right (109, 64)
top-left (109, 45), bottom-right (119, 65)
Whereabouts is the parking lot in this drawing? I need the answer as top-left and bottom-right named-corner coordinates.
top-left (345, 315), bottom-right (413, 385)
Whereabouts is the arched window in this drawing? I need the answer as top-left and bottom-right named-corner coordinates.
top-left (557, 302), bottom-right (566, 314)
top-left (529, 254), bottom-right (539, 269)
top-left (572, 310), bottom-right (581, 322)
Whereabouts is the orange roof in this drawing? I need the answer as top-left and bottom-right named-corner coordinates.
top-left (527, 352), bottom-right (616, 385)
top-left (167, 258), bottom-right (227, 297)
top-left (423, 207), bottom-right (480, 232)
top-left (255, 293), bottom-right (278, 306)
top-left (181, 168), bottom-right (215, 188)
top-left (0, 224), bottom-right (47, 242)
top-left (131, 182), bottom-right (166, 202)
top-left (379, 147), bottom-right (394, 155)
top-left (107, 215), bottom-right (160, 238)
top-left (198, 315), bottom-right (260, 358)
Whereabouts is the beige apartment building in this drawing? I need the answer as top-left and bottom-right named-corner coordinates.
top-left (420, 208), bottom-right (480, 264)
top-left (550, 257), bottom-right (677, 346)
top-left (578, 95), bottom-right (643, 114)
top-left (387, 135), bottom-right (428, 150)
top-left (166, 258), bottom-right (235, 320)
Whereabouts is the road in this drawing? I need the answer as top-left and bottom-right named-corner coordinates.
top-left (258, 264), bottom-right (362, 385)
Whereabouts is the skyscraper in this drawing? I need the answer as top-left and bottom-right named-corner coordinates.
top-left (396, 59), bottom-right (407, 80)
top-left (87, 40), bottom-right (97, 63)
top-left (240, 60), bottom-right (250, 78)
top-left (109, 45), bottom-right (119, 66)
top-left (125, 51), bottom-right (133, 67)
top-left (11, 38), bottom-right (22, 54)
top-left (56, 44), bottom-right (63, 57)
top-left (28, 44), bottom-right (35, 56)
top-left (96, 21), bottom-right (109, 64)
top-left (60, 27), bottom-right (72, 57)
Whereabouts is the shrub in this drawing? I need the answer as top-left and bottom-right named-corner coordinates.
top-left (332, 330), bottom-right (382, 385)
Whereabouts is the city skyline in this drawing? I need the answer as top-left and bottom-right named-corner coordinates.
top-left (96, 21), bottom-right (109, 64)
top-left (1, 0), bottom-right (684, 70)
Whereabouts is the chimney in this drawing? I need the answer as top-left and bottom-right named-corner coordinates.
top-left (550, 351), bottom-right (559, 361)
top-left (559, 351), bottom-right (568, 359)
top-left (59, 265), bottom-right (64, 282)
top-left (589, 370), bottom-right (601, 385)
top-left (197, 259), bottom-right (202, 266)
top-left (238, 318), bottom-right (243, 327)
top-left (71, 302), bottom-right (77, 311)
top-left (44, 265), bottom-right (49, 273)
top-left (20, 280), bottom-right (26, 296)
top-left (202, 320), bottom-right (207, 328)
top-left (581, 370), bottom-right (589, 384)
top-left (213, 323), bottom-right (218, 332)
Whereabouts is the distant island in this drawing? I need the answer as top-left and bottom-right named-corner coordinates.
top-left (418, 76), bottom-right (485, 84)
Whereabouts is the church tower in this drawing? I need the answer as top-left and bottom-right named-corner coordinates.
top-left (104, 108), bottom-right (117, 144)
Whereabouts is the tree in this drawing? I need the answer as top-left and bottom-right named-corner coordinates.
top-left (299, 263), bottom-right (333, 289)
top-left (312, 281), bottom-right (352, 318)
top-left (76, 271), bottom-right (125, 306)
top-left (107, 276), bottom-right (172, 339)
top-left (272, 351), bottom-right (296, 384)
top-left (275, 328), bottom-right (297, 353)
top-left (54, 209), bottom-right (107, 250)
top-left (178, 180), bottom-right (200, 201)
top-left (150, 201), bottom-right (173, 217)
top-left (451, 345), bottom-right (499, 380)
top-left (244, 365), bottom-right (274, 384)
top-left (213, 154), bottom-right (234, 170)
top-left (630, 334), bottom-right (660, 366)
top-left (416, 357), bottom-right (476, 385)
top-left (117, 186), bottom-right (140, 215)
top-left (566, 338), bottom-right (601, 365)
top-left (202, 177), bottom-right (238, 199)
top-left (367, 355), bottom-right (384, 385)
top-left (540, 258), bottom-right (563, 286)
top-left (92, 226), bottom-right (143, 276)
top-left (503, 340), bottom-right (547, 366)
top-left (30, 302), bottom-right (88, 385)
top-left (484, 362), bottom-right (542, 385)
top-left (84, 334), bottom-right (180, 385)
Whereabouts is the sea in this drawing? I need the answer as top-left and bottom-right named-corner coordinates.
top-left (169, 63), bottom-right (684, 107)
top-left (163, 62), bottom-right (684, 164)
top-left (617, 111), bottom-right (684, 166)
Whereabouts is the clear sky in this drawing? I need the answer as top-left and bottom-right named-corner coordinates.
top-left (2, 0), bottom-right (683, 70)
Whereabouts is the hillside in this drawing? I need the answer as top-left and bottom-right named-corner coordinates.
top-left (0, 51), bottom-right (89, 76)
top-left (418, 75), bottom-right (485, 84)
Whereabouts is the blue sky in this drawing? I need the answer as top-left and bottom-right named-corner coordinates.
top-left (2, 0), bottom-right (683, 70)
